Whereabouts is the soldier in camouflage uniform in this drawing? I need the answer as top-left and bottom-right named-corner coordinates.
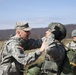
top-left (66, 29), bottom-right (76, 50)
top-left (0, 22), bottom-right (45, 75)
top-left (41, 22), bottom-right (67, 75)
top-left (61, 29), bottom-right (76, 75)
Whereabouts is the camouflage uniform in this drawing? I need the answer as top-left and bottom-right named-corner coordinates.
top-left (0, 36), bottom-right (42, 75)
top-left (61, 41), bottom-right (76, 75)
top-left (61, 29), bottom-right (76, 75)
top-left (41, 22), bottom-right (67, 75)
top-left (42, 34), bottom-right (66, 75)
top-left (66, 41), bottom-right (76, 50)
top-left (67, 29), bottom-right (76, 50)
top-left (26, 22), bottom-right (67, 75)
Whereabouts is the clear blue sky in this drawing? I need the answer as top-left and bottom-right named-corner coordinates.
top-left (0, 0), bottom-right (76, 29)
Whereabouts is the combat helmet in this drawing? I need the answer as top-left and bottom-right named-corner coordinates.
top-left (71, 29), bottom-right (76, 37)
top-left (48, 22), bottom-right (66, 41)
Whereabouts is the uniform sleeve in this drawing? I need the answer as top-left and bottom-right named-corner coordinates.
top-left (24, 38), bottom-right (42, 50)
top-left (8, 42), bottom-right (42, 65)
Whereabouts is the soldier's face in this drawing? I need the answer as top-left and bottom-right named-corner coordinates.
top-left (20, 30), bottom-right (31, 40)
top-left (45, 29), bottom-right (51, 38)
top-left (73, 36), bottom-right (76, 41)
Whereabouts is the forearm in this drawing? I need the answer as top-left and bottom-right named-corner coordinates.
top-left (12, 49), bottom-right (42, 65)
top-left (25, 38), bottom-right (42, 50)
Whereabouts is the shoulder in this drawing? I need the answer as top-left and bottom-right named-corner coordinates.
top-left (6, 39), bottom-right (24, 51)
top-left (66, 42), bottom-right (71, 47)
top-left (5, 38), bottom-right (19, 48)
top-left (66, 41), bottom-right (75, 47)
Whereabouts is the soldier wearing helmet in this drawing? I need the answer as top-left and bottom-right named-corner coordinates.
top-left (41, 22), bottom-right (67, 75)
top-left (63, 29), bottom-right (76, 75)
top-left (66, 29), bottom-right (76, 50)
top-left (72, 29), bottom-right (76, 37)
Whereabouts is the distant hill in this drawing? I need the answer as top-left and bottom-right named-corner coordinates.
top-left (0, 24), bottom-right (76, 40)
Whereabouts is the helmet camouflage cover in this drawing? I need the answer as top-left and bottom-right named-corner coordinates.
top-left (48, 22), bottom-right (66, 40)
top-left (71, 29), bottom-right (76, 37)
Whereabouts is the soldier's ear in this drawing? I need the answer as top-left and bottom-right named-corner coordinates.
top-left (16, 30), bottom-right (21, 36)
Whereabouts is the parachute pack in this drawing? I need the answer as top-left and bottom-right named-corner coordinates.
top-left (26, 63), bottom-right (43, 75)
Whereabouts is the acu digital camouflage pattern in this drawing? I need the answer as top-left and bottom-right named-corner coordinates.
top-left (15, 22), bottom-right (32, 31)
top-left (0, 36), bottom-right (42, 75)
